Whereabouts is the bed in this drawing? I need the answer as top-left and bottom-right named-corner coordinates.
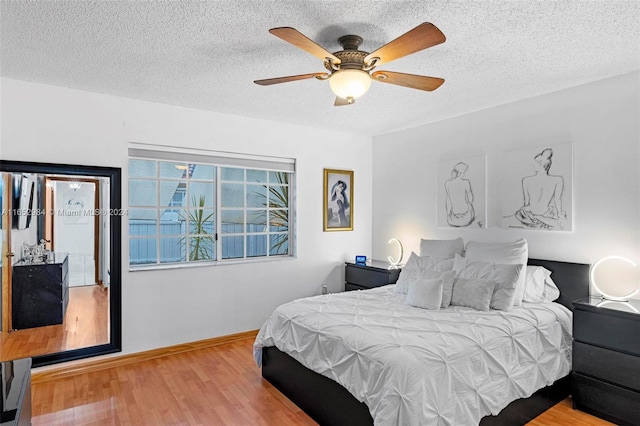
top-left (254, 258), bottom-right (589, 425)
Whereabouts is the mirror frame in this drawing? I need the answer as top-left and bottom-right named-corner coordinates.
top-left (0, 160), bottom-right (121, 367)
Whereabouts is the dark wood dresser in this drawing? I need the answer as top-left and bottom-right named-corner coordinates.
top-left (572, 297), bottom-right (640, 426)
top-left (345, 260), bottom-right (401, 291)
top-left (12, 252), bottom-right (70, 330)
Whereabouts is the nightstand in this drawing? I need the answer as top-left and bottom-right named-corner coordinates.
top-left (572, 297), bottom-right (640, 426)
top-left (345, 260), bottom-right (401, 291)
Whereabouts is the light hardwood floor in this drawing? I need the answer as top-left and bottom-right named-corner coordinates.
top-left (1, 285), bottom-right (109, 361)
top-left (31, 335), bottom-right (614, 426)
top-left (529, 398), bottom-right (614, 426)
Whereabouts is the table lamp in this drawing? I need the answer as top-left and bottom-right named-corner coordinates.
top-left (590, 255), bottom-right (638, 302)
top-left (388, 238), bottom-right (404, 267)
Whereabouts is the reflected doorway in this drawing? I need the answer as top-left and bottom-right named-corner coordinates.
top-left (45, 178), bottom-right (101, 287)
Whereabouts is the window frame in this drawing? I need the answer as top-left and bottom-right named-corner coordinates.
top-left (128, 146), bottom-right (295, 270)
top-left (218, 168), bottom-right (291, 260)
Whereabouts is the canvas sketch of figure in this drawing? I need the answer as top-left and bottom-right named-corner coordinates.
top-left (329, 180), bottom-right (350, 227)
top-left (512, 148), bottom-right (566, 230)
top-left (444, 162), bottom-right (475, 227)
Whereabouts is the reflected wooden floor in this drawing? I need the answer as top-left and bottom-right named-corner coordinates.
top-left (0, 285), bottom-right (108, 361)
top-left (32, 336), bottom-right (613, 426)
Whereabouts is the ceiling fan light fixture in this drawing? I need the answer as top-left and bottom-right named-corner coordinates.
top-left (329, 69), bottom-right (371, 100)
top-left (255, 24), bottom-right (446, 105)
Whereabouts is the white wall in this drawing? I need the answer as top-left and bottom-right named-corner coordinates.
top-left (372, 72), bottom-right (640, 294)
top-left (0, 78), bottom-right (373, 355)
top-left (53, 181), bottom-right (96, 286)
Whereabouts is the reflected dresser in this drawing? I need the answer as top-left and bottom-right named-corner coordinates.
top-left (12, 252), bottom-right (69, 330)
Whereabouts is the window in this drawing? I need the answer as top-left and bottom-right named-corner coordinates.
top-left (128, 145), bottom-right (294, 268)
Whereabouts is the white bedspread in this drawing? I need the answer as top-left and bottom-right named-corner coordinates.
top-left (254, 285), bottom-right (572, 426)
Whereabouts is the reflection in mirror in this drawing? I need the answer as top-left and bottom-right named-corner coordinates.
top-left (0, 161), bottom-right (121, 367)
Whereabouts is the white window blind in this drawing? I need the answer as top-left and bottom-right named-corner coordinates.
top-left (128, 143), bottom-right (295, 173)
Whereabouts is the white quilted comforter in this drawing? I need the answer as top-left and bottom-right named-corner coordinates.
top-left (254, 285), bottom-right (572, 426)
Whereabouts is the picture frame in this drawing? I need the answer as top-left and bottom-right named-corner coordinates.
top-left (500, 143), bottom-right (573, 231)
top-left (437, 155), bottom-right (487, 229)
top-left (323, 169), bottom-right (353, 231)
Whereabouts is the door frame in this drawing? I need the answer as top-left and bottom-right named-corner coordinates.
top-left (45, 177), bottom-right (101, 286)
top-left (1, 174), bottom-right (14, 334)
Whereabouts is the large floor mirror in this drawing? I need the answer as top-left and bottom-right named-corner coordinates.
top-left (0, 160), bottom-right (121, 367)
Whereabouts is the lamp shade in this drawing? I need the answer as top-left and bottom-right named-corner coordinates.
top-left (329, 69), bottom-right (371, 100)
top-left (388, 238), bottom-right (404, 266)
top-left (590, 256), bottom-right (639, 301)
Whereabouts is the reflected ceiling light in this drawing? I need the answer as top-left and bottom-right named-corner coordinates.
top-left (590, 255), bottom-right (639, 302)
top-left (329, 69), bottom-right (372, 104)
top-left (175, 165), bottom-right (188, 171)
top-left (68, 182), bottom-right (82, 191)
top-left (388, 238), bottom-right (404, 267)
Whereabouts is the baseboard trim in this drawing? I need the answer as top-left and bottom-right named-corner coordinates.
top-left (31, 329), bottom-right (259, 384)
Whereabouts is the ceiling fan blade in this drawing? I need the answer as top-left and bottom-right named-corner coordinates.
top-left (269, 27), bottom-right (341, 64)
top-left (371, 71), bottom-right (445, 91)
top-left (334, 97), bottom-right (354, 106)
top-left (364, 23), bottom-right (445, 67)
top-left (254, 72), bottom-right (329, 86)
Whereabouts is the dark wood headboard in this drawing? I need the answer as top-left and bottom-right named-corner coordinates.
top-left (528, 258), bottom-right (590, 311)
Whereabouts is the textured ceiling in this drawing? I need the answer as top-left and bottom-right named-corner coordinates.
top-left (1, 1), bottom-right (639, 136)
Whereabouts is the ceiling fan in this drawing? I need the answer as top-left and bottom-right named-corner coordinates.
top-left (254, 23), bottom-right (446, 106)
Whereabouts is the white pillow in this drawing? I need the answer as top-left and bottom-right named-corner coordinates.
top-left (395, 252), bottom-right (455, 294)
top-left (419, 237), bottom-right (464, 258)
top-left (406, 278), bottom-right (443, 310)
top-left (395, 252), bottom-right (420, 293)
top-left (523, 266), bottom-right (560, 303)
top-left (453, 255), bottom-right (524, 311)
top-left (439, 270), bottom-right (457, 308)
top-left (464, 239), bottom-right (528, 306)
top-left (450, 278), bottom-right (496, 311)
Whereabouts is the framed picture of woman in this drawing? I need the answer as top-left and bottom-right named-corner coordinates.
top-left (437, 155), bottom-right (486, 229)
top-left (501, 143), bottom-right (573, 231)
top-left (323, 169), bottom-right (353, 231)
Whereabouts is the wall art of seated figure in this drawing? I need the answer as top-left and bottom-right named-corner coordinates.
top-left (437, 155), bottom-right (486, 228)
top-left (502, 143), bottom-right (573, 231)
